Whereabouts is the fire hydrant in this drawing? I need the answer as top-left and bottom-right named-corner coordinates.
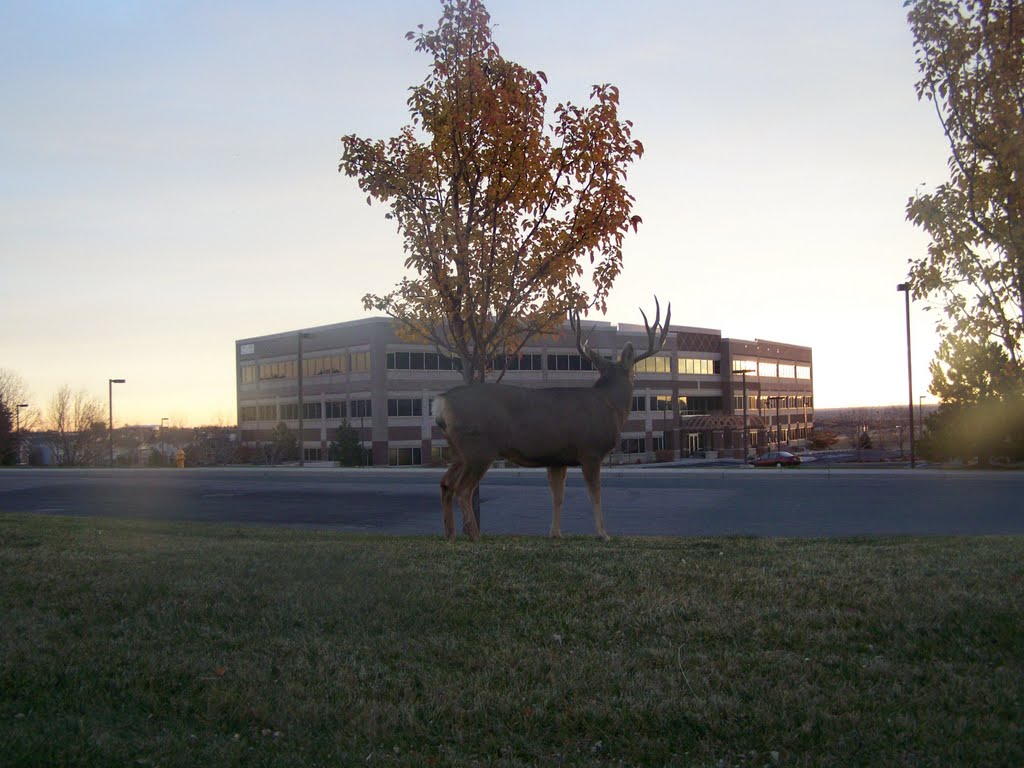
top-left (175, 449), bottom-right (185, 469)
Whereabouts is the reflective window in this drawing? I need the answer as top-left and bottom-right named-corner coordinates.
top-left (259, 361), bottom-right (296, 380)
top-left (679, 358), bottom-right (720, 376)
top-left (302, 402), bottom-right (322, 419)
top-left (634, 355), bottom-right (671, 374)
top-left (678, 396), bottom-right (722, 415)
top-left (778, 364), bottom-right (796, 379)
top-left (631, 396), bottom-right (646, 412)
top-left (326, 401), bottom-right (345, 419)
top-left (241, 366), bottom-right (257, 384)
top-left (350, 351), bottom-right (371, 372)
top-left (758, 362), bottom-right (777, 377)
top-left (796, 365), bottom-right (811, 379)
top-left (304, 355), bottom-right (346, 376)
top-left (649, 395), bottom-right (673, 412)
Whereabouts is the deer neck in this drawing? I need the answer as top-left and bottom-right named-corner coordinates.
top-left (594, 371), bottom-right (634, 423)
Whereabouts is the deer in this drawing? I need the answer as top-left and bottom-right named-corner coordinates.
top-left (433, 298), bottom-right (671, 541)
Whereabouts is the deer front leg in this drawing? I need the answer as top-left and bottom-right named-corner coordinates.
top-left (456, 463), bottom-right (488, 542)
top-left (581, 458), bottom-right (610, 541)
top-left (546, 465), bottom-right (568, 538)
top-left (440, 463), bottom-right (461, 540)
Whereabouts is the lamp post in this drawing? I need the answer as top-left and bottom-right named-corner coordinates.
top-left (736, 369), bottom-right (754, 459)
top-left (16, 403), bottom-right (28, 465)
top-left (108, 379), bottom-right (126, 467)
top-left (896, 283), bottom-right (916, 468)
top-left (297, 331), bottom-right (313, 466)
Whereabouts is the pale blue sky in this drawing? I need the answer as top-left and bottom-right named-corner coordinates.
top-left (1, 0), bottom-right (947, 425)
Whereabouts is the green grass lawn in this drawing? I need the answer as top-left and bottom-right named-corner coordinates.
top-left (1, 515), bottom-right (1021, 767)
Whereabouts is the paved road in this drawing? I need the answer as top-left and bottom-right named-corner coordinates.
top-left (1, 466), bottom-right (1022, 538)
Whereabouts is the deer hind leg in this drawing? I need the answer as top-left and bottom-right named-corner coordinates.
top-left (547, 465), bottom-right (568, 538)
top-left (581, 458), bottom-right (610, 541)
top-left (455, 462), bottom-right (489, 542)
top-left (440, 462), bottom-right (461, 541)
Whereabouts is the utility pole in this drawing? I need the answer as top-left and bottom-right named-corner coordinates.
top-left (897, 283), bottom-right (916, 468)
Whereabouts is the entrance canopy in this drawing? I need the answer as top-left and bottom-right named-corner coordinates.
top-left (679, 414), bottom-right (766, 431)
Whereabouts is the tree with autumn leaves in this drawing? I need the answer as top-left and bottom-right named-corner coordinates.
top-left (905, 0), bottom-right (1024, 460)
top-left (340, 0), bottom-right (643, 383)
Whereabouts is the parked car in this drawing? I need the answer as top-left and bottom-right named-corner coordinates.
top-left (750, 451), bottom-right (801, 468)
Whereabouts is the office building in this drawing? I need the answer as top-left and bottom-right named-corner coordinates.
top-left (236, 317), bottom-right (813, 465)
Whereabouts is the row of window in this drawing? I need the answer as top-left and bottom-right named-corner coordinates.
top-left (386, 352), bottom-right (464, 371)
top-left (246, 350), bottom-right (812, 382)
top-left (240, 399), bottom-right (373, 423)
top-left (733, 395), bottom-right (814, 411)
top-left (732, 360), bottom-right (811, 379)
top-left (630, 395), bottom-right (724, 414)
top-left (243, 351), bottom-right (372, 383)
top-left (386, 351), bottom-right (588, 373)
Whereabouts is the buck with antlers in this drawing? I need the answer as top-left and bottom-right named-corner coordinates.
top-left (433, 299), bottom-right (671, 541)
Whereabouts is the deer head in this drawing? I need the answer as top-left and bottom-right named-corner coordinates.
top-left (570, 297), bottom-right (672, 382)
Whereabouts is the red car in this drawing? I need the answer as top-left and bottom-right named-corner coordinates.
top-left (750, 451), bottom-right (802, 468)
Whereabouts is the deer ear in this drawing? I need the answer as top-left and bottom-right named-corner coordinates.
top-left (619, 342), bottom-right (635, 368)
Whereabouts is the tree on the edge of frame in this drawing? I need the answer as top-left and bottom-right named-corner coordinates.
top-left (904, 0), bottom-right (1023, 395)
top-left (340, 0), bottom-right (644, 385)
top-left (904, 0), bottom-right (1024, 458)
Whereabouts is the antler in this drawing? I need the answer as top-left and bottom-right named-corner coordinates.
top-left (569, 308), bottom-right (610, 369)
top-left (632, 296), bottom-right (672, 363)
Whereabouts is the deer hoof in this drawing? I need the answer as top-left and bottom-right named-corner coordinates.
top-left (597, 531), bottom-right (611, 542)
top-left (549, 529), bottom-right (562, 539)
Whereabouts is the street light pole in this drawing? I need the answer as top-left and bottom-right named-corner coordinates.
top-left (108, 379), bottom-right (126, 467)
top-left (297, 331), bottom-right (312, 467)
top-left (896, 283), bottom-right (916, 468)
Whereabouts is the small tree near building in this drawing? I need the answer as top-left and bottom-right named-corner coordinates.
top-left (329, 420), bottom-right (365, 467)
top-left (265, 422), bottom-right (298, 466)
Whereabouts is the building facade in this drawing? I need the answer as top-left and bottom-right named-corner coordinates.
top-left (235, 317), bottom-right (813, 465)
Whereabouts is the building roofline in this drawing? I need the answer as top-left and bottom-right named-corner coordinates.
top-left (236, 316), bottom-right (394, 345)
